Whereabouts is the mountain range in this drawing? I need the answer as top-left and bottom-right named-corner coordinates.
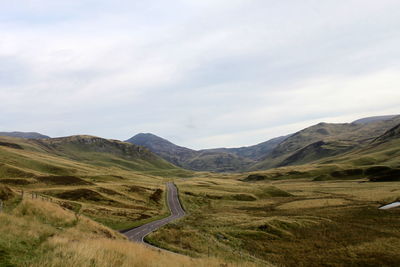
top-left (1, 114), bottom-right (400, 173)
top-left (126, 115), bottom-right (400, 172)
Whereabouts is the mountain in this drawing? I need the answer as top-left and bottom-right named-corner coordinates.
top-left (251, 115), bottom-right (400, 170)
top-left (126, 133), bottom-right (197, 166)
top-left (352, 115), bottom-right (399, 124)
top-left (182, 150), bottom-right (254, 172)
top-left (0, 131), bottom-right (50, 139)
top-left (202, 135), bottom-right (290, 161)
top-left (34, 135), bottom-right (180, 172)
top-left (126, 133), bottom-right (257, 172)
top-left (126, 115), bottom-right (400, 172)
top-left (310, 123), bottom-right (400, 182)
top-left (0, 135), bottom-right (187, 182)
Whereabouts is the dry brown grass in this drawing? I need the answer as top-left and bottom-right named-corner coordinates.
top-left (35, 237), bottom-right (241, 267)
top-left (0, 198), bottom-right (256, 267)
top-left (276, 198), bottom-right (349, 210)
top-left (145, 175), bottom-right (400, 266)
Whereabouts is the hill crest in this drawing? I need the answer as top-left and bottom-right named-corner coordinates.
top-left (0, 131), bottom-right (50, 139)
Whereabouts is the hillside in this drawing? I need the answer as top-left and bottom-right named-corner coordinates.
top-left (0, 131), bottom-right (50, 139)
top-left (373, 123), bottom-right (400, 143)
top-left (315, 122), bottom-right (400, 181)
top-left (352, 114), bottom-right (399, 124)
top-left (127, 115), bottom-right (400, 172)
top-left (126, 133), bottom-right (198, 166)
top-left (0, 135), bottom-right (189, 181)
top-left (203, 135), bottom-right (289, 161)
top-left (251, 115), bottom-right (400, 170)
top-left (34, 135), bottom-right (176, 171)
top-left (183, 150), bottom-right (254, 172)
top-left (243, 122), bottom-right (400, 183)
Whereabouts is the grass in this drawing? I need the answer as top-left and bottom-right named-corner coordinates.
top-left (0, 192), bottom-right (254, 267)
top-left (147, 175), bottom-right (400, 266)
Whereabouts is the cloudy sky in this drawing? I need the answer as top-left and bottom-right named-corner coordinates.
top-left (1, 0), bottom-right (400, 149)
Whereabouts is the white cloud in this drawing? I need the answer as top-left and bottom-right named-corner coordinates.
top-left (0, 0), bottom-right (400, 148)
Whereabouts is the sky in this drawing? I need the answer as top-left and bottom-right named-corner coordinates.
top-left (1, 0), bottom-right (400, 149)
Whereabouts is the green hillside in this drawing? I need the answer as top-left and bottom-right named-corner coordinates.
top-left (0, 135), bottom-right (189, 179)
top-left (243, 123), bottom-right (400, 183)
top-left (251, 116), bottom-right (400, 170)
top-left (0, 135), bottom-right (193, 232)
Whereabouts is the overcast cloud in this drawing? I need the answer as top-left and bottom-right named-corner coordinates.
top-left (1, 0), bottom-right (400, 149)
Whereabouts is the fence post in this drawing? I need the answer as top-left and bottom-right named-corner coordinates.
top-left (0, 200), bottom-right (3, 213)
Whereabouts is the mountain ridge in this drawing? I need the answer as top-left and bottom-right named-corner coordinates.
top-left (126, 133), bottom-right (254, 172)
top-left (0, 134), bottom-right (186, 181)
top-left (126, 115), bottom-right (400, 172)
top-left (0, 131), bottom-right (50, 139)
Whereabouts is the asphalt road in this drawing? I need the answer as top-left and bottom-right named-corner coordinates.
top-left (123, 182), bottom-right (185, 243)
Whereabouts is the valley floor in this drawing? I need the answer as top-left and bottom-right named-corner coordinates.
top-left (147, 175), bottom-right (400, 266)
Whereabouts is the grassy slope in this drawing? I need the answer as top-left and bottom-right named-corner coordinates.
top-left (0, 190), bottom-right (236, 267)
top-left (243, 130), bottom-right (400, 183)
top-left (0, 135), bottom-right (192, 178)
top-left (0, 136), bottom-right (192, 230)
top-left (251, 117), bottom-right (400, 170)
top-left (183, 151), bottom-right (255, 172)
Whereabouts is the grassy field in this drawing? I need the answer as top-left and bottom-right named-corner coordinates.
top-left (148, 175), bottom-right (400, 266)
top-left (0, 188), bottom-right (251, 267)
top-left (1, 135), bottom-right (400, 266)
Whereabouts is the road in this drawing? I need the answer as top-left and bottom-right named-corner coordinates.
top-left (123, 182), bottom-right (185, 243)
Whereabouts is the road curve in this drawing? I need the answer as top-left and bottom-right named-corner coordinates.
top-left (123, 182), bottom-right (185, 243)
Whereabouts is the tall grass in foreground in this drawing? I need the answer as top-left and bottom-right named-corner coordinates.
top-left (0, 196), bottom-right (257, 266)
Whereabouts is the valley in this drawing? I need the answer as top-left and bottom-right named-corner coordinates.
top-left (126, 115), bottom-right (400, 172)
top-left (0, 114), bottom-right (400, 266)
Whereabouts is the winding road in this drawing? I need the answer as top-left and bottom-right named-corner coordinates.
top-left (123, 182), bottom-right (185, 243)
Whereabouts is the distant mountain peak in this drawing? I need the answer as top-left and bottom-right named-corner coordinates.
top-left (125, 132), bottom-right (288, 172)
top-left (126, 133), bottom-right (181, 147)
top-left (352, 115), bottom-right (399, 124)
top-left (0, 131), bottom-right (50, 139)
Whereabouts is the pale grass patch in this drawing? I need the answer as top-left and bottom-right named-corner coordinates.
top-left (0, 212), bottom-right (54, 241)
top-left (346, 237), bottom-right (400, 254)
top-left (12, 199), bottom-right (76, 224)
top-left (277, 198), bottom-right (349, 210)
top-left (36, 237), bottom-right (240, 267)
